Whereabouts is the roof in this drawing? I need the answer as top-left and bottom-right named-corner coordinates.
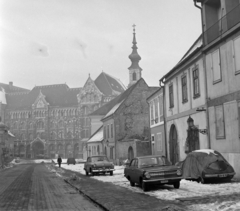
top-left (89, 78), bottom-right (140, 117)
top-left (87, 126), bottom-right (103, 143)
top-left (94, 72), bottom-right (126, 96)
top-left (103, 100), bottom-right (124, 119)
top-left (5, 84), bottom-right (81, 109)
top-left (146, 88), bottom-right (162, 101)
top-left (160, 35), bottom-right (203, 82)
top-left (0, 82), bottom-right (29, 94)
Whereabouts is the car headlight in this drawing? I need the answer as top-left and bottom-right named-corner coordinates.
top-left (144, 172), bottom-right (151, 179)
top-left (176, 169), bottom-right (182, 176)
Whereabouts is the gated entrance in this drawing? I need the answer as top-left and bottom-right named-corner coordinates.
top-left (32, 140), bottom-right (44, 158)
top-left (169, 124), bottom-right (179, 165)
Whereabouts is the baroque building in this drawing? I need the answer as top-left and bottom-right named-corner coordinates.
top-left (0, 73), bottom-right (125, 159)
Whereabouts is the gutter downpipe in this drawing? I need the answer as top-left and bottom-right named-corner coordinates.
top-left (159, 78), bottom-right (168, 159)
top-left (194, 0), bottom-right (211, 149)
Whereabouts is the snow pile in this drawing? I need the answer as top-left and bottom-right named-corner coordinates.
top-left (61, 163), bottom-right (240, 211)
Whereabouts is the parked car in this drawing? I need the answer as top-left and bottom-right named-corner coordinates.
top-left (84, 156), bottom-right (115, 176)
top-left (124, 155), bottom-right (182, 192)
top-left (176, 149), bottom-right (235, 184)
top-left (67, 158), bottom-right (76, 165)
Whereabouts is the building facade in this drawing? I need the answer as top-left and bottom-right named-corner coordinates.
top-left (147, 88), bottom-right (166, 156)
top-left (160, 36), bottom-right (209, 165)
top-left (195, 0), bottom-right (240, 178)
top-left (0, 73), bottom-right (125, 159)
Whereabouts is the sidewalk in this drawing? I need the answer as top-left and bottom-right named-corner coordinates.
top-left (50, 165), bottom-right (186, 211)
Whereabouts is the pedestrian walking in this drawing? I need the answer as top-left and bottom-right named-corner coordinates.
top-left (57, 155), bottom-right (62, 168)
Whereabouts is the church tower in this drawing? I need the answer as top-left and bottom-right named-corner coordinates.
top-left (128, 24), bottom-right (142, 87)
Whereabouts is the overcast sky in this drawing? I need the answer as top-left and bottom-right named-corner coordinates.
top-left (0, 0), bottom-right (202, 90)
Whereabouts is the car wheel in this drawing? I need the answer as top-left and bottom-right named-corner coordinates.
top-left (173, 181), bottom-right (180, 189)
top-left (141, 180), bottom-right (148, 192)
top-left (129, 179), bottom-right (135, 187)
top-left (90, 168), bottom-right (95, 176)
top-left (85, 170), bottom-right (89, 176)
top-left (200, 177), bottom-right (205, 184)
top-left (110, 171), bottom-right (113, 176)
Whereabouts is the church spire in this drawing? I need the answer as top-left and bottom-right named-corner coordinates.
top-left (128, 24), bottom-right (142, 87)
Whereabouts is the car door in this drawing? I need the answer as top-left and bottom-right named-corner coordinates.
top-left (132, 159), bottom-right (142, 183)
top-left (129, 159), bottom-right (138, 183)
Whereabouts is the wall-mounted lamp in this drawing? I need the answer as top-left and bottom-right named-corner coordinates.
top-left (196, 107), bottom-right (206, 112)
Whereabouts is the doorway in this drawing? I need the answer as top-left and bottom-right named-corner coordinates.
top-left (169, 124), bottom-right (179, 165)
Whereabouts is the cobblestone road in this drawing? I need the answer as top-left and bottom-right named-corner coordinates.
top-left (50, 165), bottom-right (187, 211)
top-left (0, 164), bottom-right (102, 211)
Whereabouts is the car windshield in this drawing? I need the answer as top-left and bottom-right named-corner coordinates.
top-left (139, 157), bottom-right (171, 167)
top-left (91, 156), bottom-right (109, 162)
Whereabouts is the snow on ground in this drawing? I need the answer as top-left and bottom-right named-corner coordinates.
top-left (61, 163), bottom-right (240, 211)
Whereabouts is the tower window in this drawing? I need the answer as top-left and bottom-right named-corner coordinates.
top-left (132, 72), bottom-right (137, 81)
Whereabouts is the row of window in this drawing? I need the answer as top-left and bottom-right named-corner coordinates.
top-left (169, 66), bottom-right (200, 108)
top-left (13, 129), bottom-right (89, 140)
top-left (210, 36), bottom-right (240, 84)
top-left (8, 118), bottom-right (90, 130)
top-left (103, 124), bottom-right (114, 139)
top-left (149, 94), bottom-right (164, 126)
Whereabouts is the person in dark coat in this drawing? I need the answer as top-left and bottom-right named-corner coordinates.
top-left (57, 155), bottom-right (62, 168)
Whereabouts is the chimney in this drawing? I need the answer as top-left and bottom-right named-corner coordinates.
top-left (9, 82), bottom-right (13, 89)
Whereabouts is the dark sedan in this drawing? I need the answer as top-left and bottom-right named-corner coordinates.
top-left (124, 155), bottom-right (182, 191)
top-left (84, 156), bottom-right (115, 176)
top-left (176, 149), bottom-right (235, 184)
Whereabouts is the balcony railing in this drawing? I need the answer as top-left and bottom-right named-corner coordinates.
top-left (204, 4), bottom-right (240, 45)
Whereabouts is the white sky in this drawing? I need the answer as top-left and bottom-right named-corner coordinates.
top-left (0, 0), bottom-right (202, 89)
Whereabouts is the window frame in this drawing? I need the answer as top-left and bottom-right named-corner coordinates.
top-left (233, 36), bottom-right (240, 75)
top-left (192, 66), bottom-right (200, 98)
top-left (211, 49), bottom-right (222, 84)
top-left (169, 83), bottom-right (174, 108)
top-left (238, 102), bottom-right (240, 138)
top-left (181, 74), bottom-right (188, 103)
top-left (215, 104), bottom-right (225, 139)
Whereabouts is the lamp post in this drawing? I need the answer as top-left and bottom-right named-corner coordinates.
top-left (0, 117), bottom-right (8, 168)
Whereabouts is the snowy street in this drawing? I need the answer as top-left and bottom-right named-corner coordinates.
top-left (60, 163), bottom-right (240, 211)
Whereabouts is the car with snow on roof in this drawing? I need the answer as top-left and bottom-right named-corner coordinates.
top-left (124, 155), bottom-right (182, 192)
top-left (175, 149), bottom-right (235, 184)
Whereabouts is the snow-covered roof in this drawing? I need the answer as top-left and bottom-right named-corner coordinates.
top-left (193, 149), bottom-right (217, 155)
top-left (88, 126), bottom-right (103, 143)
top-left (103, 100), bottom-right (124, 119)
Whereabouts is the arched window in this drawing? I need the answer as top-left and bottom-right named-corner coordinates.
top-left (68, 131), bottom-right (72, 139)
top-left (132, 72), bottom-right (137, 81)
top-left (50, 131), bottom-right (56, 140)
top-left (59, 120), bottom-right (64, 128)
top-left (37, 121), bottom-right (44, 129)
top-left (59, 131), bottom-right (64, 139)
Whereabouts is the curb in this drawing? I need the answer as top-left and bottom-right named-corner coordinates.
top-left (64, 178), bottom-right (109, 211)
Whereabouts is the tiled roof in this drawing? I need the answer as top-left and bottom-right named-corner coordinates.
top-left (94, 72), bottom-right (126, 96)
top-left (5, 84), bottom-right (81, 109)
top-left (0, 82), bottom-right (29, 93)
top-left (89, 78), bottom-right (141, 117)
